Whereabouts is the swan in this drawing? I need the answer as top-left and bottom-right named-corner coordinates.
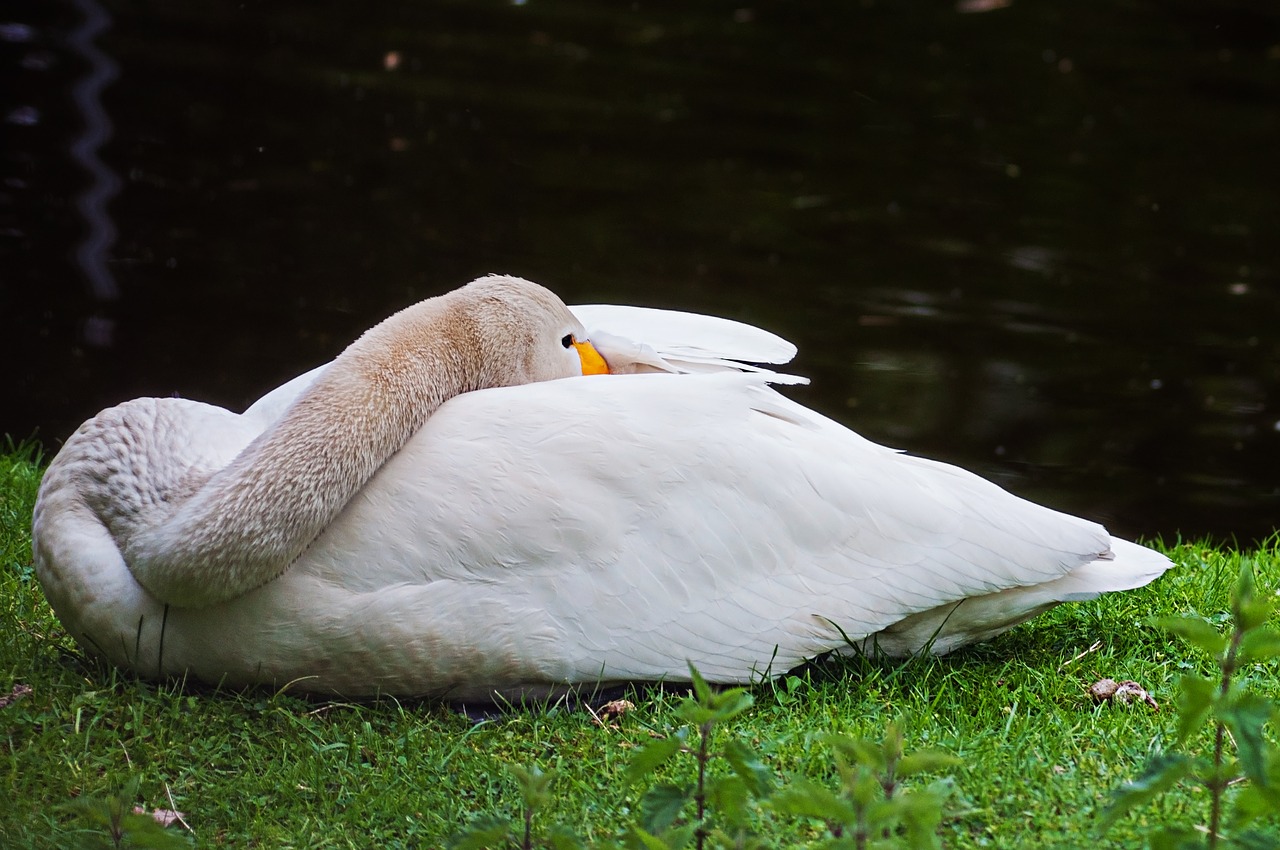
top-left (31, 274), bottom-right (1172, 701)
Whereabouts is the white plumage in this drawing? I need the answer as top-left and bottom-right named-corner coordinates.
top-left (31, 276), bottom-right (1171, 701)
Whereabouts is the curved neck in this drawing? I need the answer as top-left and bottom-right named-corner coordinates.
top-left (126, 296), bottom-right (481, 607)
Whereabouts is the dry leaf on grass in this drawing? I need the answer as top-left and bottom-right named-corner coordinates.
top-left (0, 683), bottom-right (32, 709)
top-left (588, 698), bottom-right (636, 727)
top-left (1089, 678), bottom-right (1159, 710)
top-left (133, 806), bottom-right (187, 828)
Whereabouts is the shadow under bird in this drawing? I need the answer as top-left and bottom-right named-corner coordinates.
top-left (32, 275), bottom-right (1172, 701)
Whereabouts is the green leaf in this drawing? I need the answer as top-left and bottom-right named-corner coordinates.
top-left (1232, 828), bottom-right (1280, 850)
top-left (848, 766), bottom-right (882, 809)
top-left (881, 721), bottom-right (905, 767)
top-left (688, 662), bottom-right (713, 706)
top-left (897, 749), bottom-right (963, 777)
top-left (1146, 826), bottom-right (1205, 850)
top-left (118, 815), bottom-right (194, 850)
top-left (626, 827), bottom-right (671, 850)
top-left (1174, 675), bottom-right (1217, 745)
top-left (627, 824), bottom-right (696, 850)
top-left (722, 738), bottom-right (774, 797)
top-left (625, 734), bottom-right (685, 786)
top-left (449, 814), bottom-right (514, 850)
top-left (1098, 753), bottom-right (1195, 831)
top-left (706, 774), bottom-right (751, 827)
top-left (640, 783), bottom-right (692, 834)
top-left (1231, 561), bottom-right (1275, 633)
top-left (770, 779), bottom-right (859, 826)
top-left (1228, 784), bottom-right (1280, 831)
top-left (1155, 615), bottom-right (1228, 658)
top-left (1219, 694), bottom-right (1275, 787)
top-left (661, 824), bottom-right (698, 850)
top-left (1236, 596), bottom-right (1276, 635)
top-left (547, 824), bottom-right (588, 850)
top-left (899, 787), bottom-right (950, 850)
top-left (1239, 627), bottom-right (1280, 664)
top-left (511, 762), bottom-right (554, 811)
top-left (708, 687), bottom-right (754, 724)
top-left (675, 700), bottom-right (716, 727)
top-left (824, 733), bottom-right (887, 773)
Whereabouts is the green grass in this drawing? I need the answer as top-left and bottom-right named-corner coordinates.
top-left (2, 444), bottom-right (1277, 848)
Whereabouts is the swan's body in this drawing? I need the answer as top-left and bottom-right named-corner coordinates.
top-left (32, 275), bottom-right (1172, 701)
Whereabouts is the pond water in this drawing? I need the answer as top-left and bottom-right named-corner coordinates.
top-left (4, 0), bottom-right (1278, 544)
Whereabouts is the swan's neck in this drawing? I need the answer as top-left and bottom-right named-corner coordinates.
top-left (126, 296), bottom-right (483, 607)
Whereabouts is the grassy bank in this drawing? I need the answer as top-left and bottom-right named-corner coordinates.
top-left (2, 446), bottom-right (1277, 848)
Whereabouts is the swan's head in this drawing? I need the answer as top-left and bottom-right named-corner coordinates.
top-left (453, 275), bottom-right (610, 386)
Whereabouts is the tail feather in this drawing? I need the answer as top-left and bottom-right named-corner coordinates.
top-left (854, 537), bottom-right (1174, 657)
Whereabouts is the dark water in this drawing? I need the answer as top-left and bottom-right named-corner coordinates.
top-left (3, 0), bottom-right (1278, 544)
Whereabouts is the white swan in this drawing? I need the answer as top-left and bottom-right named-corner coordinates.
top-left (31, 275), bottom-right (1172, 701)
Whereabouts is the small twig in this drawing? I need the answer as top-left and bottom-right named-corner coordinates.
top-left (1059, 640), bottom-right (1103, 670)
top-left (164, 782), bottom-right (193, 834)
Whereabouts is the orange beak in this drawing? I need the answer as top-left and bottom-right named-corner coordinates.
top-left (573, 338), bottom-right (610, 375)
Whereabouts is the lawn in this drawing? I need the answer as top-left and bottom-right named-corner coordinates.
top-left (2, 445), bottom-right (1277, 848)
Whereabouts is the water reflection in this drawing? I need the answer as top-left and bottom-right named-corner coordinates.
top-left (67, 0), bottom-right (121, 307)
top-left (4, 0), bottom-right (1278, 545)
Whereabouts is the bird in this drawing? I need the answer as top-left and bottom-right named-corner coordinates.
top-left (31, 274), bottom-right (1172, 702)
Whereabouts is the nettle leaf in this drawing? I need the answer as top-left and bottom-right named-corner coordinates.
top-left (722, 738), bottom-right (774, 797)
top-left (115, 812), bottom-right (193, 850)
top-left (676, 700), bottom-right (716, 727)
top-left (1228, 783), bottom-right (1280, 831)
top-left (899, 790), bottom-right (948, 850)
top-left (1145, 825), bottom-right (1203, 850)
top-left (706, 774), bottom-right (751, 827)
top-left (824, 734), bottom-right (886, 773)
top-left (1174, 674), bottom-right (1217, 745)
top-left (897, 750), bottom-right (963, 778)
top-left (1239, 628), bottom-right (1280, 664)
top-left (1155, 615), bottom-right (1228, 659)
top-left (1219, 694), bottom-right (1275, 787)
top-left (546, 824), bottom-right (589, 850)
top-left (626, 827), bottom-right (671, 850)
top-left (1232, 828), bottom-right (1280, 850)
top-left (1236, 596), bottom-right (1276, 635)
top-left (1231, 562), bottom-right (1275, 633)
top-left (869, 793), bottom-right (908, 822)
top-left (627, 824), bottom-right (696, 850)
top-left (674, 665), bottom-right (720, 727)
top-left (1098, 753), bottom-right (1194, 831)
top-left (662, 823), bottom-right (698, 850)
top-left (640, 782), bottom-right (692, 834)
top-left (770, 779), bottom-right (859, 826)
top-left (881, 722), bottom-right (905, 766)
top-left (625, 734), bottom-right (685, 786)
top-left (709, 688), bottom-right (754, 724)
top-left (848, 766), bottom-right (883, 809)
top-left (449, 814), bottom-right (514, 850)
top-left (688, 663), bottom-right (713, 706)
top-left (511, 762), bottom-right (554, 811)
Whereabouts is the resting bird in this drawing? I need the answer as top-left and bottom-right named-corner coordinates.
top-left (32, 275), bottom-right (1172, 701)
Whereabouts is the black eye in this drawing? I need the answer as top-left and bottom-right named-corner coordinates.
top-left (561, 333), bottom-right (574, 349)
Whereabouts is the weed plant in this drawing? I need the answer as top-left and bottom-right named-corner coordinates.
top-left (1101, 560), bottom-right (1280, 847)
top-left (450, 665), bottom-right (964, 849)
